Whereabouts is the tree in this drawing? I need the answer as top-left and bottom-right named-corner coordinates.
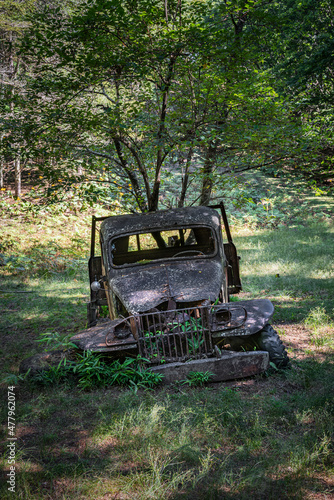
top-left (0, 0), bottom-right (34, 195)
top-left (20, 0), bottom-right (300, 211)
top-left (261, 0), bottom-right (334, 185)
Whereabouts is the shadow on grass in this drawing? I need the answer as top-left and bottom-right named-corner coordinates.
top-left (0, 273), bottom-right (89, 378)
top-left (169, 471), bottom-right (332, 499)
top-left (0, 353), bottom-right (333, 499)
top-left (242, 275), bottom-right (333, 323)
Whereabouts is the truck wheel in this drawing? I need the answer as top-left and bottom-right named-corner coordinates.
top-left (226, 324), bottom-right (289, 368)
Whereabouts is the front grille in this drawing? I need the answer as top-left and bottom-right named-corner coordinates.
top-left (136, 306), bottom-right (212, 363)
top-left (136, 304), bottom-right (247, 363)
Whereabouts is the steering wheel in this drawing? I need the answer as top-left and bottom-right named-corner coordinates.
top-left (172, 249), bottom-right (205, 258)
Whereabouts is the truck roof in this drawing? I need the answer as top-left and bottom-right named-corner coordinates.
top-left (100, 206), bottom-right (221, 238)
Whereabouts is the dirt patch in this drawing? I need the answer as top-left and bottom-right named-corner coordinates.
top-left (275, 322), bottom-right (313, 359)
top-left (275, 321), bottom-right (333, 362)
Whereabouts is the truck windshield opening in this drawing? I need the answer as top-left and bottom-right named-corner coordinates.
top-left (110, 226), bottom-right (216, 266)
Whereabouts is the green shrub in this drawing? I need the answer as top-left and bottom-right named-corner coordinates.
top-left (31, 352), bottom-right (164, 391)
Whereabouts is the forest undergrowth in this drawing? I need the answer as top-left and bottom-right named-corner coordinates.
top-left (0, 171), bottom-right (333, 499)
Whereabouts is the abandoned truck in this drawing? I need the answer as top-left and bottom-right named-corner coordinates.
top-left (70, 204), bottom-right (288, 382)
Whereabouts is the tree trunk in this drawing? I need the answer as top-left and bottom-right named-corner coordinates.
top-left (149, 54), bottom-right (176, 212)
top-left (14, 157), bottom-right (21, 198)
top-left (199, 142), bottom-right (217, 206)
top-left (178, 147), bottom-right (193, 208)
top-left (0, 160), bottom-right (4, 189)
top-left (0, 132), bottom-right (4, 189)
top-left (113, 138), bottom-right (148, 212)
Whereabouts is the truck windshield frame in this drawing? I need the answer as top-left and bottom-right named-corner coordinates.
top-left (109, 224), bottom-right (218, 268)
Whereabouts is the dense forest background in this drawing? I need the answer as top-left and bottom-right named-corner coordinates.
top-left (1, 0), bottom-right (333, 210)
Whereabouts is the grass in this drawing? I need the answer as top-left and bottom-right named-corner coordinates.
top-left (0, 172), bottom-right (333, 499)
top-left (305, 307), bottom-right (334, 348)
top-left (232, 221), bottom-right (334, 326)
top-left (0, 369), bottom-right (333, 499)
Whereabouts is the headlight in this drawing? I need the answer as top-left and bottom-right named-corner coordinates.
top-left (90, 280), bottom-right (101, 292)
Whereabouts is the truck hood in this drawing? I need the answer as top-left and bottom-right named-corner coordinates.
top-left (109, 260), bottom-right (223, 313)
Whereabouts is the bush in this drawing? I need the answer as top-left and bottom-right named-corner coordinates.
top-left (32, 352), bottom-right (164, 391)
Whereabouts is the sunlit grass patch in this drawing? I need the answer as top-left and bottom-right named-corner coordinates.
top-left (232, 221), bottom-right (334, 323)
top-left (304, 307), bottom-right (334, 349)
top-left (0, 276), bottom-right (88, 380)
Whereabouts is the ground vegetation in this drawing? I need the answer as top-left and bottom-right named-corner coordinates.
top-left (0, 173), bottom-right (333, 498)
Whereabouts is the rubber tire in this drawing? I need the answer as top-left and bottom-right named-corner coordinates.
top-left (226, 324), bottom-right (289, 368)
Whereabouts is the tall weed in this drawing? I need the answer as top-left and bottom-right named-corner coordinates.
top-left (32, 352), bottom-right (164, 391)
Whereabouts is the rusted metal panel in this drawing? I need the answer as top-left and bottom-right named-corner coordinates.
top-left (209, 202), bottom-right (242, 294)
top-left (211, 299), bottom-right (274, 337)
top-left (149, 351), bottom-right (269, 384)
top-left (88, 256), bottom-right (106, 302)
top-left (223, 242), bottom-right (242, 294)
top-left (70, 321), bottom-right (137, 352)
top-left (70, 299), bottom-right (274, 357)
top-left (110, 261), bottom-right (223, 314)
top-left (100, 206), bottom-right (222, 240)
